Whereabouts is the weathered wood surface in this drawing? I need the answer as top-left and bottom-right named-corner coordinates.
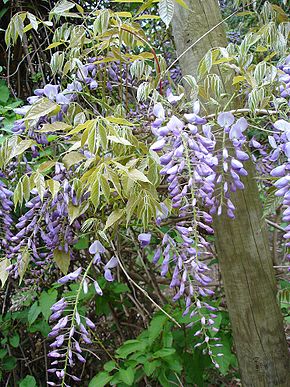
top-left (171, 1), bottom-right (290, 385)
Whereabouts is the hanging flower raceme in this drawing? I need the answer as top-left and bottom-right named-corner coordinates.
top-left (47, 239), bottom-right (118, 384)
top-left (268, 119), bottom-right (290, 257)
top-left (0, 181), bottom-right (14, 257)
top-left (148, 98), bottom-right (235, 364)
top-left (47, 267), bottom-right (96, 385)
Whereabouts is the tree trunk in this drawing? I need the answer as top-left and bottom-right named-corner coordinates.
top-left (171, 1), bottom-right (290, 386)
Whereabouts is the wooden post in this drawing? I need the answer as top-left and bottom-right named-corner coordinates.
top-left (171, 1), bottom-right (290, 385)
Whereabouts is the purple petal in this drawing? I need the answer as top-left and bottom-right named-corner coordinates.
top-left (89, 240), bottom-right (105, 255)
top-left (138, 233), bottom-right (151, 247)
top-left (150, 138), bottom-right (166, 152)
top-left (217, 112), bottom-right (235, 128)
top-left (104, 256), bottom-right (118, 270)
top-left (43, 84), bottom-right (59, 100)
top-left (104, 269), bottom-right (114, 282)
top-left (153, 103), bottom-right (165, 119)
top-left (273, 119), bottom-right (290, 131)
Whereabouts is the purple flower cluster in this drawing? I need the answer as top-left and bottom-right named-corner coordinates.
top-left (268, 119), bottom-right (290, 251)
top-left (148, 95), bottom-right (239, 362)
top-left (47, 280), bottom-right (96, 384)
top-left (0, 181), bottom-right (14, 257)
top-left (89, 240), bottom-right (118, 283)
top-left (215, 112), bottom-right (249, 218)
top-left (7, 173), bottom-right (84, 280)
top-left (12, 82), bottom-right (81, 145)
top-left (278, 55), bottom-right (290, 99)
top-left (46, 238), bottom-right (119, 384)
top-left (76, 59), bottom-right (135, 94)
top-left (151, 98), bottom-right (249, 219)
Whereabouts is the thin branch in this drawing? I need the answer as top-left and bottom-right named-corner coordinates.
top-left (110, 241), bottom-right (181, 328)
top-left (265, 219), bottom-right (285, 232)
top-left (206, 108), bottom-right (278, 120)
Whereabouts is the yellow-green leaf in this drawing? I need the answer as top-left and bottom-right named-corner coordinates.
top-left (100, 176), bottom-right (111, 201)
top-left (38, 161), bottom-right (56, 173)
top-left (173, 0), bottom-right (188, 9)
top-left (135, 14), bottom-right (160, 20)
top-left (63, 151), bottom-right (85, 169)
top-left (232, 75), bottom-right (245, 85)
top-left (10, 139), bottom-right (35, 159)
top-left (22, 175), bottom-right (31, 202)
top-left (40, 121), bottom-right (71, 133)
top-left (25, 98), bottom-right (60, 121)
top-left (34, 172), bottom-right (46, 201)
top-left (46, 41), bottom-right (64, 50)
top-left (0, 259), bottom-right (9, 287)
top-left (46, 179), bottom-right (60, 198)
top-left (108, 135), bottom-right (132, 146)
top-left (91, 180), bottom-right (100, 209)
top-left (19, 250), bottom-right (30, 285)
top-left (115, 12), bottom-right (132, 17)
top-left (68, 202), bottom-right (89, 224)
top-left (53, 249), bottom-right (70, 275)
top-left (127, 168), bottom-right (150, 183)
top-left (106, 116), bottom-right (134, 126)
top-left (104, 209), bottom-right (124, 231)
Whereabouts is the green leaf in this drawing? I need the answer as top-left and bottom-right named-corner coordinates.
top-left (0, 82), bottom-right (9, 103)
top-left (73, 235), bottom-right (89, 250)
top-left (50, 51), bottom-right (65, 75)
top-left (119, 367), bottom-right (135, 386)
top-left (28, 302), bottom-right (41, 325)
top-left (0, 349), bottom-right (7, 359)
top-left (28, 320), bottom-right (50, 337)
top-left (93, 10), bottom-right (110, 35)
top-left (158, 0), bottom-right (174, 28)
top-left (148, 314), bottom-right (167, 344)
top-left (153, 348), bottom-right (176, 358)
top-left (104, 209), bottom-right (124, 231)
top-left (53, 249), bottom-right (70, 274)
top-left (144, 360), bottom-right (160, 376)
top-left (39, 289), bottom-right (57, 321)
top-left (116, 340), bottom-right (146, 358)
top-left (9, 333), bottom-right (20, 348)
top-left (104, 360), bottom-right (117, 372)
top-left (89, 372), bottom-right (113, 387)
top-left (0, 258), bottom-right (9, 287)
top-left (2, 356), bottom-right (16, 371)
top-left (25, 98), bottom-right (60, 121)
top-left (19, 375), bottom-right (37, 387)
